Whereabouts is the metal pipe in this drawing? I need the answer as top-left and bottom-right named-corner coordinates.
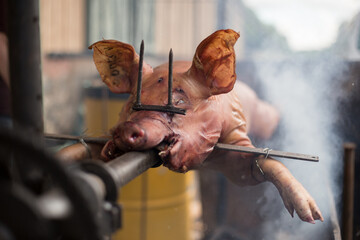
top-left (79, 150), bottom-right (159, 202)
top-left (106, 150), bottom-right (158, 188)
top-left (8, 0), bottom-right (43, 135)
top-left (341, 142), bottom-right (356, 240)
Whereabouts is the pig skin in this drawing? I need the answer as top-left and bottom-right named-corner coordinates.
top-left (89, 29), bottom-right (324, 224)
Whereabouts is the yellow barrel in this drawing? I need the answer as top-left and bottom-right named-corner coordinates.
top-left (84, 86), bottom-right (199, 240)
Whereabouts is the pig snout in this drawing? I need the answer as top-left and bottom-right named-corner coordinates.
top-left (100, 121), bottom-right (147, 161)
top-left (111, 117), bottom-right (173, 152)
top-left (101, 117), bottom-right (175, 161)
top-left (113, 121), bottom-right (147, 150)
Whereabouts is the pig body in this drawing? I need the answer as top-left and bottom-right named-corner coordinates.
top-left (89, 29), bottom-right (323, 224)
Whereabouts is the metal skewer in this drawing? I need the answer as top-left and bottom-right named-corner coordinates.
top-left (44, 133), bottom-right (109, 145)
top-left (45, 133), bottom-right (319, 162)
top-left (215, 143), bottom-right (319, 162)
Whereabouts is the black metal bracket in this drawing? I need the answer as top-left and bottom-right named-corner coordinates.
top-left (132, 103), bottom-right (186, 115)
top-left (132, 41), bottom-right (186, 115)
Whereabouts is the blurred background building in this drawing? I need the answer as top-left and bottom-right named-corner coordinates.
top-left (40, 0), bottom-right (289, 59)
top-left (40, 0), bottom-right (290, 135)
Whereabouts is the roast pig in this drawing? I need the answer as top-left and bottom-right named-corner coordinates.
top-left (88, 29), bottom-right (323, 224)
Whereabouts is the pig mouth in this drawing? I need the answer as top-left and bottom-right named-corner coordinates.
top-left (101, 139), bottom-right (124, 161)
top-left (156, 133), bottom-right (180, 162)
top-left (102, 133), bottom-right (180, 164)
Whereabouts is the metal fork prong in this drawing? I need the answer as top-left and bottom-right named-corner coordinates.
top-left (168, 48), bottom-right (173, 106)
top-left (136, 40), bottom-right (144, 105)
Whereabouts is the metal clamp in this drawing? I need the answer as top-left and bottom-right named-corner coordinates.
top-left (132, 41), bottom-right (186, 115)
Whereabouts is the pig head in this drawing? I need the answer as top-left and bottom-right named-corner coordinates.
top-left (89, 29), bottom-right (277, 172)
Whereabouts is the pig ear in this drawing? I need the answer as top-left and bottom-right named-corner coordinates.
top-left (188, 29), bottom-right (239, 96)
top-left (89, 40), bottom-right (152, 93)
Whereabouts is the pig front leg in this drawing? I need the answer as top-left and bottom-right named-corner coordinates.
top-left (204, 150), bottom-right (324, 224)
top-left (252, 157), bottom-right (324, 223)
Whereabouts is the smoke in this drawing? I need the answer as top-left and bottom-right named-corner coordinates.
top-left (253, 51), bottom-right (347, 239)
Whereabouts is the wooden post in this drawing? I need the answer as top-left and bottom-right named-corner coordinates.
top-left (342, 142), bottom-right (356, 240)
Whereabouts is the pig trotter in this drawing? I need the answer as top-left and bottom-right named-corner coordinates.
top-left (261, 161), bottom-right (324, 224)
top-left (279, 180), bottom-right (324, 223)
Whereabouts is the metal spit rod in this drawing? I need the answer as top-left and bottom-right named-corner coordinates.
top-left (77, 150), bottom-right (158, 202)
top-left (215, 143), bottom-right (319, 162)
top-left (45, 133), bottom-right (109, 144)
top-left (45, 133), bottom-right (319, 162)
top-left (106, 150), bottom-right (158, 188)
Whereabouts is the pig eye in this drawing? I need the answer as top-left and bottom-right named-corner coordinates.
top-left (173, 88), bottom-right (188, 106)
top-left (158, 77), bottom-right (163, 83)
top-left (175, 99), bottom-right (185, 105)
top-left (175, 88), bottom-right (185, 94)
